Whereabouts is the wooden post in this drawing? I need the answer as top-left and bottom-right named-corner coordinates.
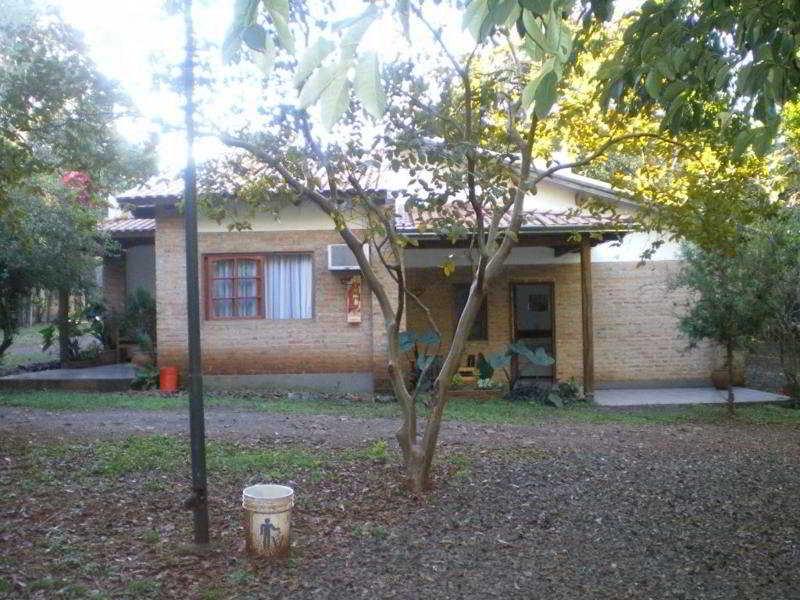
top-left (580, 235), bottom-right (594, 396)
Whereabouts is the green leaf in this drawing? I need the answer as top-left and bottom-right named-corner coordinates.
top-left (544, 6), bottom-right (561, 54)
top-left (353, 52), bottom-right (386, 119)
top-left (533, 69), bottom-right (558, 118)
top-left (487, 352), bottom-right (512, 369)
top-left (416, 330), bottom-right (441, 346)
top-left (298, 63), bottom-right (339, 108)
top-left (242, 24), bottom-right (267, 51)
top-left (262, 0), bottom-right (293, 51)
top-left (294, 38), bottom-right (335, 87)
top-left (262, 0), bottom-right (288, 20)
top-left (662, 80), bottom-right (687, 102)
top-left (416, 354), bottom-right (435, 372)
top-left (645, 70), bottom-right (661, 100)
top-left (257, 35), bottom-right (276, 78)
top-left (271, 12), bottom-right (294, 52)
top-left (522, 9), bottom-right (551, 53)
top-left (442, 258), bottom-right (456, 277)
top-left (522, 62), bottom-right (553, 109)
top-left (732, 129), bottom-right (751, 159)
top-left (509, 342), bottom-right (554, 366)
top-left (397, 0), bottom-right (410, 38)
top-left (399, 331), bottom-right (416, 352)
top-left (713, 63), bottom-right (730, 90)
top-left (556, 21), bottom-right (572, 61)
top-left (504, 4), bottom-right (521, 29)
top-left (319, 69), bottom-right (351, 130)
top-left (547, 392), bottom-right (563, 408)
top-left (488, 0), bottom-right (516, 33)
top-left (222, 0), bottom-right (260, 63)
top-left (341, 5), bottom-right (379, 57)
top-left (520, 0), bottom-right (551, 15)
top-left (463, 0), bottom-right (489, 40)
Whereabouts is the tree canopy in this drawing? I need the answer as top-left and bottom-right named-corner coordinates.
top-left (0, 3), bottom-right (155, 362)
top-left (597, 0), bottom-right (800, 154)
top-left (0, 4), bottom-right (154, 222)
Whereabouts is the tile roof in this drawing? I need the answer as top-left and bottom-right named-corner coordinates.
top-left (100, 218), bottom-right (156, 234)
top-left (116, 178), bottom-right (184, 203)
top-left (395, 203), bottom-right (630, 233)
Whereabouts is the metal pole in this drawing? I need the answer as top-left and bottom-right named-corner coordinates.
top-left (183, 0), bottom-right (209, 545)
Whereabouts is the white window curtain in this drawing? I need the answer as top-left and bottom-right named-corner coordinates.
top-left (267, 254), bottom-right (313, 319)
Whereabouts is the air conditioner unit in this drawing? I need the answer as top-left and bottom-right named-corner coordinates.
top-left (327, 243), bottom-right (369, 271)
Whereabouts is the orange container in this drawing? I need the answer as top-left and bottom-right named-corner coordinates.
top-left (159, 367), bottom-right (179, 392)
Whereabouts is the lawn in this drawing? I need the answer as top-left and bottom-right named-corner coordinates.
top-left (0, 326), bottom-right (57, 370)
top-left (2, 388), bottom-right (800, 426)
top-left (1, 419), bottom-right (798, 598)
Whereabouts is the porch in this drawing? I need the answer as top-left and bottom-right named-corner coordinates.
top-left (404, 230), bottom-right (606, 393)
top-left (0, 363), bottom-right (136, 392)
top-left (594, 386), bottom-right (787, 407)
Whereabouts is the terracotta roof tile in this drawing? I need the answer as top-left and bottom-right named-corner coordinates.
top-left (395, 204), bottom-right (630, 233)
top-left (100, 218), bottom-right (156, 234)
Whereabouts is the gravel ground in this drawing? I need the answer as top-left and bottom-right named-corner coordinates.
top-left (1, 409), bottom-right (799, 598)
top-left (0, 405), bottom-right (619, 449)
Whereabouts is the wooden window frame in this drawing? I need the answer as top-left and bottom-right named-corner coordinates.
top-left (204, 254), bottom-right (265, 321)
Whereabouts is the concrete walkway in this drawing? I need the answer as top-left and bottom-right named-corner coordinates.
top-left (594, 386), bottom-right (787, 407)
top-left (0, 363), bottom-right (136, 391)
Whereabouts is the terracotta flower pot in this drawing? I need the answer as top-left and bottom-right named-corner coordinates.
top-left (130, 347), bottom-right (154, 368)
top-left (711, 368), bottom-right (745, 390)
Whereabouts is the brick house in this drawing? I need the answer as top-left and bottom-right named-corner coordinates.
top-left (103, 170), bottom-right (717, 394)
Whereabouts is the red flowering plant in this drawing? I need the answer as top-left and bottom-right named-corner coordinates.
top-left (60, 171), bottom-right (96, 207)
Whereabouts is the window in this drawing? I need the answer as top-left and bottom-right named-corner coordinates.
top-left (454, 284), bottom-right (488, 341)
top-left (266, 254), bottom-right (313, 319)
top-left (205, 255), bottom-right (264, 319)
top-left (204, 253), bottom-right (313, 321)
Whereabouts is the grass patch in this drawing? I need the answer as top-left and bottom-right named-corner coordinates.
top-left (30, 435), bottom-right (332, 480)
top-left (2, 390), bottom-right (799, 427)
top-left (124, 578), bottom-right (161, 598)
top-left (0, 325), bottom-right (60, 369)
top-left (0, 578), bottom-right (11, 594)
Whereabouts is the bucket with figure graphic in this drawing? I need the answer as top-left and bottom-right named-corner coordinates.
top-left (242, 484), bottom-right (294, 557)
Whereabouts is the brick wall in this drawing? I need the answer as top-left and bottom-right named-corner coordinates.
top-left (746, 342), bottom-right (787, 393)
top-left (155, 217), bottom-right (403, 386)
top-left (405, 259), bottom-right (715, 386)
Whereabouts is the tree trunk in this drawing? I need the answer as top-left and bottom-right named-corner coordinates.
top-left (726, 341), bottom-right (735, 416)
top-left (0, 328), bottom-right (13, 359)
top-left (57, 288), bottom-right (70, 364)
top-left (45, 290), bottom-right (52, 324)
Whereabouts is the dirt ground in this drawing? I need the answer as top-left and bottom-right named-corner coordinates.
top-left (1, 408), bottom-right (799, 599)
top-left (0, 405), bottom-right (620, 448)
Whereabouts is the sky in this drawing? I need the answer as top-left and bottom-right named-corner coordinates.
top-left (45, 0), bottom-right (644, 176)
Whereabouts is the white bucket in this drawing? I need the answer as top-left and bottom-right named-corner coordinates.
top-left (242, 484), bottom-right (294, 557)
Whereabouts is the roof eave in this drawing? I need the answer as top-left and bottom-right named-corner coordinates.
top-left (399, 225), bottom-right (633, 238)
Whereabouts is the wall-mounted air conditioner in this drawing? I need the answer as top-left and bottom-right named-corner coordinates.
top-left (327, 243), bottom-right (369, 271)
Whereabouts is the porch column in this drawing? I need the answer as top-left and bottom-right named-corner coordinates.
top-left (580, 235), bottom-right (595, 396)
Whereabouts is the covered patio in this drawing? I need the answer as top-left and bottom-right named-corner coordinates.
top-left (403, 209), bottom-right (629, 394)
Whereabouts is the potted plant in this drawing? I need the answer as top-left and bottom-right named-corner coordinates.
top-left (129, 332), bottom-right (155, 368)
top-left (120, 288), bottom-right (157, 364)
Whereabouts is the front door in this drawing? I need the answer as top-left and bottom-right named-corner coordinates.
top-left (512, 283), bottom-right (555, 380)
